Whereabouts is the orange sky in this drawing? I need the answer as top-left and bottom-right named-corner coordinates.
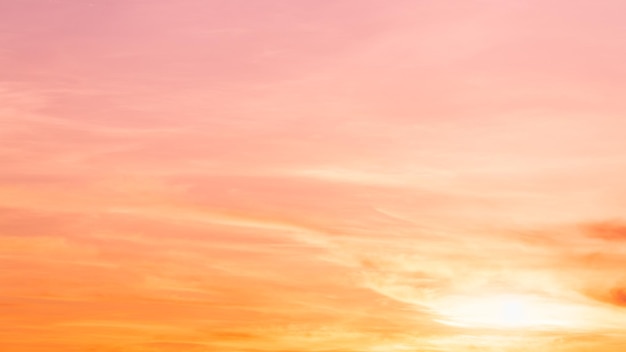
top-left (2, 1), bottom-right (626, 351)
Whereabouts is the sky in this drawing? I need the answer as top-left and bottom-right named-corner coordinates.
top-left (2, 0), bottom-right (626, 351)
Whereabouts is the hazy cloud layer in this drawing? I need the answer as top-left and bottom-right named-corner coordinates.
top-left (2, 0), bottom-right (626, 351)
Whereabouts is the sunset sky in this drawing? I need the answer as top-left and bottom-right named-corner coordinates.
top-left (2, 1), bottom-right (626, 351)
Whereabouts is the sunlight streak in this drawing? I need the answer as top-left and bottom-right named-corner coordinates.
top-left (434, 293), bottom-right (583, 330)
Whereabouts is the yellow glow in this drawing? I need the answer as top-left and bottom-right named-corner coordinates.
top-left (435, 294), bottom-right (581, 330)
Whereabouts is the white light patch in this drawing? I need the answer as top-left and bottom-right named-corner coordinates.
top-left (434, 294), bottom-right (582, 330)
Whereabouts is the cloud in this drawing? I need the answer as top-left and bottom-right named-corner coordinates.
top-left (593, 286), bottom-right (626, 308)
top-left (4, 0), bottom-right (626, 351)
top-left (583, 221), bottom-right (626, 242)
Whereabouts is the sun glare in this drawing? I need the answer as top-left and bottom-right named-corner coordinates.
top-left (435, 294), bottom-right (580, 330)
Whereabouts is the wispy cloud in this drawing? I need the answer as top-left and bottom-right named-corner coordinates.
top-left (3, 0), bottom-right (626, 351)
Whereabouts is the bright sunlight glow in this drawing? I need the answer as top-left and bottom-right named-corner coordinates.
top-left (434, 294), bottom-right (581, 330)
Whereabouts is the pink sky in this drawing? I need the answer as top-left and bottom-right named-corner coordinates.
top-left (2, 1), bottom-right (626, 351)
